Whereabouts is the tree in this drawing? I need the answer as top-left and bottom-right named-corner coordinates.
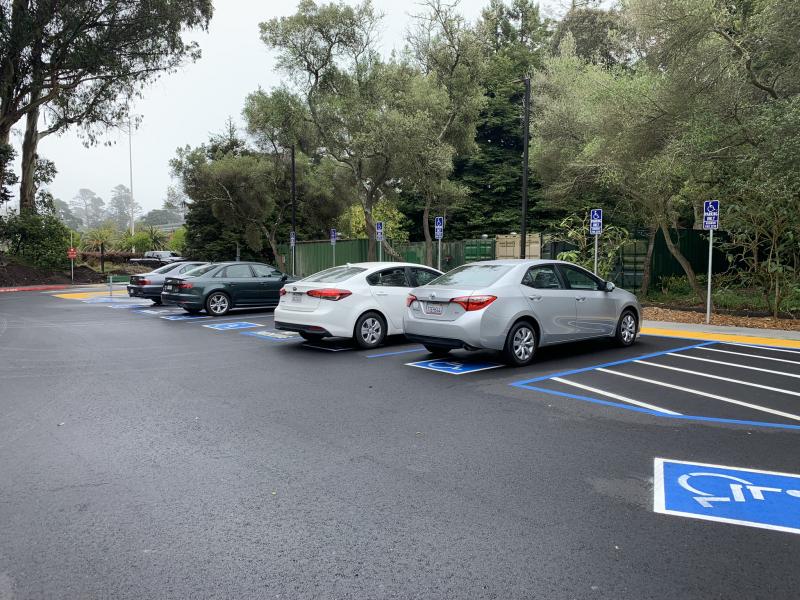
top-left (107, 185), bottom-right (141, 232)
top-left (0, 1), bottom-right (213, 213)
top-left (53, 198), bottom-right (82, 231)
top-left (70, 189), bottom-right (106, 231)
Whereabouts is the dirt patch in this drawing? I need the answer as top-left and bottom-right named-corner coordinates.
top-left (643, 306), bottom-right (800, 332)
top-left (0, 263), bottom-right (107, 287)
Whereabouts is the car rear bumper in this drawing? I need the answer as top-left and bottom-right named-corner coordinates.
top-left (127, 285), bottom-right (161, 299)
top-left (275, 321), bottom-right (333, 337)
top-left (404, 333), bottom-right (473, 350)
top-left (161, 291), bottom-right (203, 309)
top-left (403, 310), bottom-right (506, 351)
top-left (274, 305), bottom-right (354, 337)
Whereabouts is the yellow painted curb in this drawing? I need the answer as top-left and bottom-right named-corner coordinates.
top-left (53, 290), bottom-right (128, 300)
top-left (641, 327), bottom-right (800, 349)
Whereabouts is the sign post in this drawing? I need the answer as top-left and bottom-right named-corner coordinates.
top-left (68, 232), bottom-right (76, 283)
top-left (589, 209), bottom-right (603, 275)
top-left (289, 230), bottom-right (296, 277)
top-left (435, 216), bottom-right (444, 271)
top-left (330, 228), bottom-right (337, 267)
top-left (703, 200), bottom-right (719, 324)
top-left (376, 221), bottom-right (384, 262)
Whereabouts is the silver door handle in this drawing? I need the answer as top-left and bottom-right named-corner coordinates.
top-left (376, 292), bottom-right (388, 296)
top-left (576, 297), bottom-right (586, 302)
top-left (528, 295), bottom-right (542, 301)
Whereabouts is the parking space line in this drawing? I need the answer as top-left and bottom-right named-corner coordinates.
top-left (698, 347), bottom-right (800, 365)
top-left (635, 360), bottom-right (800, 398)
top-left (671, 354), bottom-right (800, 379)
top-left (596, 368), bottom-right (800, 422)
top-left (366, 347), bottom-right (425, 358)
top-left (550, 377), bottom-right (681, 415)
top-left (725, 342), bottom-right (800, 354)
top-left (640, 328), bottom-right (800, 349)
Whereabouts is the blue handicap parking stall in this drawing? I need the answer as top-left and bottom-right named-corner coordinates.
top-left (241, 330), bottom-right (300, 341)
top-left (161, 314), bottom-right (210, 321)
top-left (202, 321), bottom-right (263, 331)
top-left (407, 359), bottom-right (503, 375)
top-left (654, 458), bottom-right (800, 534)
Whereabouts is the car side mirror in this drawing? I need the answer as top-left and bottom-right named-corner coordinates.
top-left (604, 281), bottom-right (615, 292)
top-left (280, 274), bottom-right (288, 281)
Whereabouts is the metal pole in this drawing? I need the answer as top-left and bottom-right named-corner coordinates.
top-left (520, 75), bottom-right (531, 259)
top-left (332, 244), bottom-right (336, 268)
top-left (128, 115), bottom-right (135, 237)
top-left (594, 234), bottom-right (599, 275)
top-left (706, 229), bottom-right (713, 324)
top-left (378, 240), bottom-right (383, 262)
top-left (437, 238), bottom-right (442, 272)
top-left (70, 231), bottom-right (74, 284)
top-left (291, 145), bottom-right (296, 277)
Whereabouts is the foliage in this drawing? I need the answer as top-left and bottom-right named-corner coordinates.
top-left (81, 227), bottom-right (117, 252)
top-left (169, 228), bottom-right (187, 254)
top-left (70, 189), bottom-right (106, 231)
top-left (143, 226), bottom-right (169, 251)
top-left (553, 214), bottom-right (630, 279)
top-left (107, 185), bottom-right (141, 231)
top-left (336, 200), bottom-right (410, 243)
top-left (0, 212), bottom-right (70, 270)
top-left (116, 230), bottom-right (151, 253)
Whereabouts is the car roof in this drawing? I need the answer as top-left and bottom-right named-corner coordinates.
top-left (462, 259), bottom-right (569, 266)
top-left (346, 262), bottom-right (441, 270)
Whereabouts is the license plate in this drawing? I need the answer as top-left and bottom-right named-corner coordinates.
top-left (425, 302), bottom-right (444, 315)
top-left (164, 286), bottom-right (174, 292)
top-left (291, 292), bottom-right (302, 303)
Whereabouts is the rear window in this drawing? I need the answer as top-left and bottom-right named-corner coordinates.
top-left (429, 264), bottom-right (512, 288)
top-left (183, 264), bottom-right (218, 277)
top-left (302, 266), bottom-right (367, 283)
top-left (152, 263), bottom-right (177, 274)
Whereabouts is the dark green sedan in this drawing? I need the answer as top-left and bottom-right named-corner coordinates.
top-left (161, 262), bottom-right (296, 316)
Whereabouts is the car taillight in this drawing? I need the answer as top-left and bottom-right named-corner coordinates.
top-left (307, 288), bottom-right (351, 301)
top-left (178, 282), bottom-right (193, 289)
top-left (451, 295), bottom-right (497, 311)
top-left (279, 287), bottom-right (287, 296)
top-left (139, 279), bottom-right (150, 286)
top-left (406, 294), bottom-right (417, 307)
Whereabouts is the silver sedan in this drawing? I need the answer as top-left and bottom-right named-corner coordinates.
top-left (404, 259), bottom-right (641, 366)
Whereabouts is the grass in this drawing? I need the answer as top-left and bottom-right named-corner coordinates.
top-left (643, 285), bottom-right (800, 317)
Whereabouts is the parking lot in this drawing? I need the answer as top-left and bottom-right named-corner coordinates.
top-left (1, 288), bottom-right (799, 599)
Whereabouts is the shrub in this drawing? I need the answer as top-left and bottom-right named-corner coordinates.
top-left (0, 212), bottom-right (71, 270)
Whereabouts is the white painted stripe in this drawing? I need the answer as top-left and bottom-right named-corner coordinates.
top-left (551, 377), bottom-right (680, 415)
top-left (635, 360), bottom-right (800, 398)
top-left (596, 368), bottom-right (800, 422)
top-left (699, 346), bottom-right (800, 365)
top-left (725, 342), bottom-right (800, 355)
top-left (670, 353), bottom-right (800, 379)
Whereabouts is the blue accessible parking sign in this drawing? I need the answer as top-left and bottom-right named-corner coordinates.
top-left (703, 200), bottom-right (719, 230)
top-left (406, 359), bottom-right (503, 375)
top-left (654, 458), bottom-right (800, 534)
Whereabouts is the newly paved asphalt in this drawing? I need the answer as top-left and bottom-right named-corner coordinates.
top-left (1, 290), bottom-right (798, 599)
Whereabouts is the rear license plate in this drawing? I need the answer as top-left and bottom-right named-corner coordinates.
top-left (164, 285), bottom-right (174, 292)
top-left (291, 292), bottom-right (302, 303)
top-left (425, 302), bottom-right (444, 315)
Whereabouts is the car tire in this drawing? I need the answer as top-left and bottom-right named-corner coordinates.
top-left (205, 292), bottom-right (231, 317)
top-left (502, 320), bottom-right (537, 367)
top-left (152, 298), bottom-right (163, 306)
top-left (615, 310), bottom-right (638, 347)
top-left (299, 332), bottom-right (325, 342)
top-left (424, 344), bottom-right (451, 357)
top-left (354, 311), bottom-right (386, 349)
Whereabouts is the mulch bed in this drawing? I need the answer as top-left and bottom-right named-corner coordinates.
top-left (643, 306), bottom-right (800, 332)
top-left (0, 263), bottom-right (108, 287)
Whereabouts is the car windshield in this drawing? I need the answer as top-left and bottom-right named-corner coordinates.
top-left (152, 263), bottom-right (178, 274)
top-left (182, 264), bottom-right (218, 277)
top-left (302, 266), bottom-right (367, 283)
top-left (429, 264), bottom-right (512, 287)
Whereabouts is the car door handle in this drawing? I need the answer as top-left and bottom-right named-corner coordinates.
top-left (528, 295), bottom-right (542, 301)
top-left (375, 292), bottom-right (389, 296)
top-left (576, 297), bottom-right (586, 302)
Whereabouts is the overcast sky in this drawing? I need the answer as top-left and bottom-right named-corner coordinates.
top-left (7, 0), bottom-right (564, 215)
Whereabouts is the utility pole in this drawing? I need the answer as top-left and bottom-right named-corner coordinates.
top-left (520, 75), bottom-right (531, 259)
top-left (128, 115), bottom-right (135, 237)
top-left (291, 145), bottom-right (297, 277)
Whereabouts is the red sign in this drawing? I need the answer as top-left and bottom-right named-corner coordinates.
top-left (67, 247), bottom-right (77, 260)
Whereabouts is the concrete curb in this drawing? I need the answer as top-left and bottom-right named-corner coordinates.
top-left (0, 284), bottom-right (71, 294)
top-left (642, 320), bottom-right (800, 349)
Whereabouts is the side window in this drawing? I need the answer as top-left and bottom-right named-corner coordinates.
top-left (366, 267), bottom-right (410, 287)
top-left (522, 265), bottom-right (562, 289)
top-left (559, 265), bottom-right (600, 290)
top-left (222, 264), bottom-right (254, 278)
top-left (411, 268), bottom-right (440, 286)
top-left (252, 264), bottom-right (280, 278)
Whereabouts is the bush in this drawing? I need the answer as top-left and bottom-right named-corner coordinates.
top-left (0, 212), bottom-right (71, 270)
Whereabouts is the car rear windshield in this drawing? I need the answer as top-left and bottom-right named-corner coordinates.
top-left (429, 264), bottom-right (512, 287)
top-left (183, 264), bottom-right (218, 277)
top-left (152, 263), bottom-right (178, 274)
top-left (302, 266), bottom-right (367, 283)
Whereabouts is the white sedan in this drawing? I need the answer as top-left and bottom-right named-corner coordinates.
top-left (274, 262), bottom-right (442, 348)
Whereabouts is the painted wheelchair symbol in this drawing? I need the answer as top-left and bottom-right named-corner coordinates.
top-left (678, 472), bottom-right (800, 508)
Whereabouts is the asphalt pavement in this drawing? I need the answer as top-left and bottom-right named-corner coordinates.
top-left (1, 289), bottom-right (798, 599)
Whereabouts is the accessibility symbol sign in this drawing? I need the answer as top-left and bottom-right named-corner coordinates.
top-left (202, 322), bottom-right (263, 331)
top-left (376, 221), bottom-right (384, 242)
top-left (654, 458), bottom-right (800, 534)
top-left (589, 208), bottom-right (603, 235)
top-left (434, 216), bottom-right (444, 240)
top-left (703, 200), bottom-right (719, 231)
top-left (406, 359), bottom-right (503, 375)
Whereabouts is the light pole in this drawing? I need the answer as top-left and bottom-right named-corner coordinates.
top-left (520, 75), bottom-right (531, 259)
top-left (127, 115), bottom-right (135, 237)
top-left (291, 144), bottom-right (297, 277)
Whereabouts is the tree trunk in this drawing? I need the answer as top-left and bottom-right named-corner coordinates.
top-left (422, 199), bottom-right (433, 267)
top-left (267, 231), bottom-right (286, 272)
top-left (659, 221), bottom-right (706, 302)
top-left (19, 102), bottom-right (40, 214)
top-left (639, 225), bottom-right (657, 296)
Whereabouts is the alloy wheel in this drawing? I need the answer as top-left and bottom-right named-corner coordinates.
top-left (360, 317), bottom-right (382, 346)
top-left (513, 326), bottom-right (535, 362)
top-left (621, 313), bottom-right (636, 344)
top-left (208, 294), bottom-right (229, 315)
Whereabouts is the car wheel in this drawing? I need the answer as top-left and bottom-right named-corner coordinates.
top-left (503, 321), bottom-right (537, 367)
top-left (424, 344), bottom-right (451, 357)
top-left (615, 310), bottom-right (638, 347)
top-left (354, 311), bottom-right (386, 349)
top-left (299, 332), bottom-right (325, 342)
top-left (152, 298), bottom-right (163, 306)
top-left (205, 292), bottom-right (231, 317)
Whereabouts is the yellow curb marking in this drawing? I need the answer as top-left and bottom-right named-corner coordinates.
top-left (641, 327), bottom-right (800, 350)
top-left (53, 290), bottom-right (129, 300)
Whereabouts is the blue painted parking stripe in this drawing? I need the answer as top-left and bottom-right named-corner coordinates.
top-left (366, 347), bottom-right (425, 358)
top-left (510, 341), bottom-right (718, 386)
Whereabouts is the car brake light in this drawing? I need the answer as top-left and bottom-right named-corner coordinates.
top-left (279, 287), bottom-right (287, 296)
top-left (450, 295), bottom-right (497, 311)
top-left (139, 279), bottom-right (150, 286)
top-left (406, 294), bottom-right (417, 307)
top-left (307, 288), bottom-right (352, 301)
top-left (178, 282), bottom-right (193, 289)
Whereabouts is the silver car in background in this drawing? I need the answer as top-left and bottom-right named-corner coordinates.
top-left (404, 259), bottom-right (641, 366)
